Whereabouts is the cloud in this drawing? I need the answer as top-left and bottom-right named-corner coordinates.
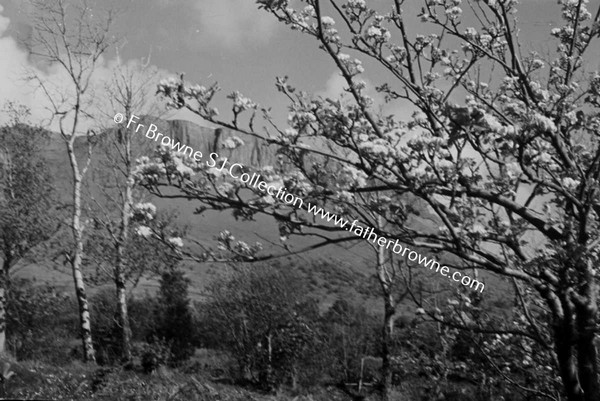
top-left (193, 0), bottom-right (279, 48)
top-left (319, 70), bottom-right (415, 129)
top-left (0, 5), bottom-right (47, 125)
top-left (0, 5), bottom-right (176, 130)
top-left (319, 71), bottom-right (386, 108)
top-left (319, 72), bottom-right (350, 100)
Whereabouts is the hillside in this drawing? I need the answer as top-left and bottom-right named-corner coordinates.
top-left (16, 117), bottom-right (503, 312)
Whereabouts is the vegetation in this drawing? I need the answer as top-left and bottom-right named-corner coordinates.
top-left (145, 0), bottom-right (600, 400)
top-left (0, 116), bottom-right (58, 355)
top-left (1, 0), bottom-right (599, 400)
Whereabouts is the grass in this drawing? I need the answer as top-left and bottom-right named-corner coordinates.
top-left (1, 358), bottom-right (353, 401)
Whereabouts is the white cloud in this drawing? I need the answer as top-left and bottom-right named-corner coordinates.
top-left (193, 0), bottom-right (279, 48)
top-left (319, 71), bottom-right (385, 107)
top-left (0, 5), bottom-right (48, 125)
top-left (0, 5), bottom-right (174, 130)
top-left (319, 72), bottom-right (350, 99)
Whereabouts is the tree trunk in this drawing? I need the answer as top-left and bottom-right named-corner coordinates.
top-left (554, 307), bottom-right (584, 401)
top-left (377, 244), bottom-right (396, 401)
top-left (71, 233), bottom-right (95, 363)
top-left (576, 258), bottom-right (600, 401)
top-left (265, 331), bottom-right (274, 391)
top-left (115, 125), bottom-right (133, 363)
top-left (577, 311), bottom-right (600, 401)
top-left (68, 142), bottom-right (95, 363)
top-left (115, 264), bottom-right (132, 363)
top-left (380, 289), bottom-right (395, 401)
top-left (0, 258), bottom-right (9, 356)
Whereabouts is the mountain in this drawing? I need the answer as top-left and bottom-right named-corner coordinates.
top-left (17, 117), bottom-right (477, 312)
top-left (44, 117), bottom-right (278, 195)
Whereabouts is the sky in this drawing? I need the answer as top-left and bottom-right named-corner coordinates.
top-left (0, 0), bottom-right (598, 129)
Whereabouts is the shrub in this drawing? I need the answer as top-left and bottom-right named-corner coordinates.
top-left (90, 288), bottom-right (122, 365)
top-left (152, 268), bottom-right (196, 366)
top-left (200, 264), bottom-right (320, 391)
top-left (139, 338), bottom-right (172, 374)
top-left (6, 278), bottom-right (78, 364)
top-left (128, 294), bottom-right (159, 342)
top-left (318, 299), bottom-right (380, 384)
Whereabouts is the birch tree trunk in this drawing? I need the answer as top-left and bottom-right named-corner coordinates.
top-left (115, 248), bottom-right (132, 363)
top-left (67, 141), bottom-right (95, 363)
top-left (27, 0), bottom-right (116, 363)
top-left (115, 124), bottom-right (133, 363)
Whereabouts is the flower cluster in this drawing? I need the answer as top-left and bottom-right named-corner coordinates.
top-left (131, 202), bottom-right (157, 222)
top-left (217, 230), bottom-right (263, 260)
top-left (337, 53), bottom-right (365, 76)
top-left (222, 136), bottom-right (245, 150)
top-left (364, 16), bottom-right (391, 44)
top-left (228, 91), bottom-right (257, 113)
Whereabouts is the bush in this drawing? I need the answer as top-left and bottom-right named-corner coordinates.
top-left (152, 268), bottom-right (196, 366)
top-left (318, 299), bottom-right (380, 384)
top-left (200, 264), bottom-right (320, 391)
top-left (89, 289), bottom-right (160, 365)
top-left (138, 339), bottom-right (172, 374)
top-left (90, 288), bottom-right (122, 365)
top-left (88, 270), bottom-right (197, 368)
top-left (7, 279), bottom-right (78, 364)
top-left (128, 294), bottom-right (159, 342)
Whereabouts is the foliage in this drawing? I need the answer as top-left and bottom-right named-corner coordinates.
top-left (139, 338), bottom-right (173, 374)
top-left (90, 279), bottom-right (196, 368)
top-left (0, 121), bottom-right (58, 270)
top-left (2, 359), bottom-right (351, 401)
top-left (319, 299), bottom-right (379, 384)
top-left (89, 288), bottom-right (124, 365)
top-left (128, 294), bottom-right (161, 342)
top-left (202, 264), bottom-right (320, 390)
top-left (84, 210), bottom-right (184, 287)
top-left (153, 268), bottom-right (197, 366)
top-left (6, 279), bottom-right (78, 364)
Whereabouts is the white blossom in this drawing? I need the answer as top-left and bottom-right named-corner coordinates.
top-left (464, 27), bottom-right (478, 40)
top-left (530, 113), bottom-right (557, 133)
top-left (366, 26), bottom-right (381, 37)
top-left (470, 223), bottom-right (487, 236)
top-left (321, 16), bottom-right (335, 26)
top-left (135, 226), bottom-right (152, 237)
top-left (561, 177), bottom-right (580, 191)
top-left (173, 157), bottom-right (194, 178)
top-left (505, 162), bottom-right (522, 179)
top-left (222, 136), bottom-right (245, 149)
top-left (228, 91), bottom-right (257, 111)
top-left (347, 0), bottom-right (366, 10)
top-left (446, 6), bottom-right (463, 19)
top-left (131, 202), bottom-right (157, 221)
top-left (168, 237), bottom-right (184, 247)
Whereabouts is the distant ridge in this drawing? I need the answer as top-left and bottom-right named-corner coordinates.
top-left (165, 119), bottom-right (276, 167)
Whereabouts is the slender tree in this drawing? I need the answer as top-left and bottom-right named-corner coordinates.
top-left (27, 0), bottom-right (115, 362)
top-left (88, 55), bottom-right (162, 364)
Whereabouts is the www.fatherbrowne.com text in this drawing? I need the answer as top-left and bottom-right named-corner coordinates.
top-left (116, 113), bottom-right (485, 293)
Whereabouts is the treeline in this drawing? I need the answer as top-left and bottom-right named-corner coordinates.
top-left (4, 262), bottom-right (548, 401)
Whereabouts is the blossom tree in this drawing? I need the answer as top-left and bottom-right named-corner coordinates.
top-left (140, 0), bottom-right (600, 399)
